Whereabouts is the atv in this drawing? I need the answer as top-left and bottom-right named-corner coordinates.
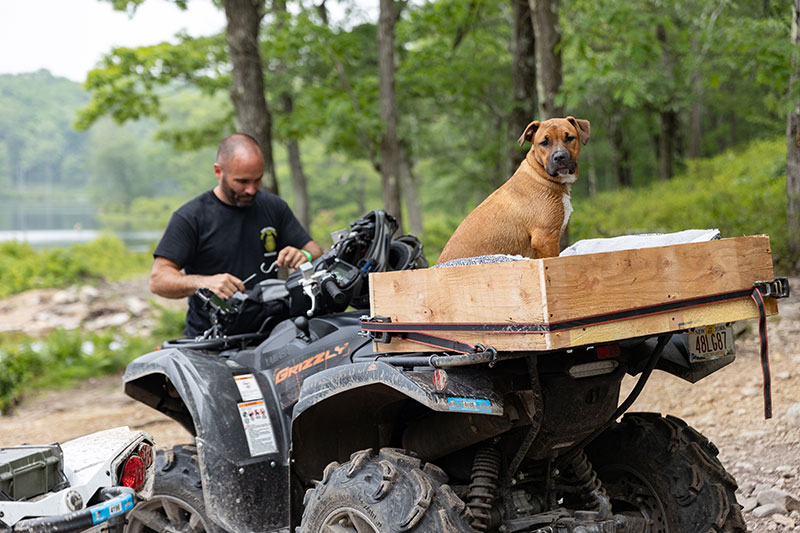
top-left (121, 210), bottom-right (784, 533)
top-left (0, 427), bottom-right (154, 533)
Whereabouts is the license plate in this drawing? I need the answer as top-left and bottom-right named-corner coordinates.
top-left (688, 323), bottom-right (735, 362)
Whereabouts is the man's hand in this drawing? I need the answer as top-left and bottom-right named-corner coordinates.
top-left (204, 273), bottom-right (245, 299)
top-left (276, 246), bottom-right (311, 270)
top-left (149, 257), bottom-right (245, 299)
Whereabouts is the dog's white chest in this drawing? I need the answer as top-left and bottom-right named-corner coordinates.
top-left (561, 192), bottom-right (573, 234)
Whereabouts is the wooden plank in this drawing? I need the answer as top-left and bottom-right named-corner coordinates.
top-left (369, 259), bottom-right (546, 324)
top-left (373, 297), bottom-right (777, 353)
top-left (541, 235), bottom-right (775, 321)
top-left (368, 235), bottom-right (778, 353)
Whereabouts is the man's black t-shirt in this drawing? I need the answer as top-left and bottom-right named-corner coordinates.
top-left (154, 190), bottom-right (312, 336)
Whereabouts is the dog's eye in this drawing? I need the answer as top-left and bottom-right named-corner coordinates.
top-left (565, 134), bottom-right (575, 142)
top-left (539, 137), bottom-right (550, 147)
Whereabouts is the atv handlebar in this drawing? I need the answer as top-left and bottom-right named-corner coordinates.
top-left (322, 278), bottom-right (346, 305)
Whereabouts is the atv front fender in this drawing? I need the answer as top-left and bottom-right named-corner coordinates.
top-left (123, 348), bottom-right (291, 532)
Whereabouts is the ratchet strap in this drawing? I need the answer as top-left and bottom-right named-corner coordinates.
top-left (751, 287), bottom-right (772, 419)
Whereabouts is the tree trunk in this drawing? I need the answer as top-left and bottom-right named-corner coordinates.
top-left (274, 0), bottom-right (310, 228)
top-left (689, 38), bottom-right (703, 159)
top-left (608, 115), bottom-right (633, 187)
top-left (530, 0), bottom-right (566, 248)
top-left (788, 0), bottom-right (800, 267)
top-left (378, 0), bottom-right (403, 228)
top-left (221, 0), bottom-right (278, 195)
top-left (507, 0), bottom-right (537, 179)
top-left (656, 24), bottom-right (677, 180)
top-left (658, 110), bottom-right (678, 180)
top-left (399, 144), bottom-right (423, 235)
top-left (529, 0), bottom-right (563, 120)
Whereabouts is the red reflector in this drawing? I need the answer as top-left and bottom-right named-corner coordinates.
top-left (432, 369), bottom-right (448, 392)
top-left (596, 344), bottom-right (621, 359)
top-left (121, 455), bottom-right (146, 491)
top-left (138, 443), bottom-right (153, 468)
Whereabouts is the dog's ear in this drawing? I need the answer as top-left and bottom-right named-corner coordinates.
top-left (518, 121), bottom-right (541, 147)
top-left (566, 116), bottom-right (591, 145)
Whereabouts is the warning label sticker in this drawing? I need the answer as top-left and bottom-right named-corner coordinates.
top-left (237, 400), bottom-right (278, 456)
top-left (233, 374), bottom-right (263, 402)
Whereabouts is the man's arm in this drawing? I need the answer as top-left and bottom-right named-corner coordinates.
top-left (275, 240), bottom-right (324, 269)
top-left (149, 256), bottom-right (245, 300)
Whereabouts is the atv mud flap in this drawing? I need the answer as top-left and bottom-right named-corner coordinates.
top-left (124, 348), bottom-right (290, 533)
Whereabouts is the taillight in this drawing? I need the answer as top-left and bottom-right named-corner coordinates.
top-left (137, 443), bottom-right (153, 468)
top-left (121, 455), bottom-right (146, 491)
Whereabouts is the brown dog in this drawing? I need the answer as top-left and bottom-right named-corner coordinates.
top-left (438, 116), bottom-right (590, 263)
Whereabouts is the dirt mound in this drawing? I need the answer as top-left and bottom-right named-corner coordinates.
top-left (0, 278), bottom-right (185, 337)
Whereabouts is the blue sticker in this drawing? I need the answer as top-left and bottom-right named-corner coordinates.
top-left (90, 494), bottom-right (134, 524)
top-left (447, 397), bottom-right (492, 413)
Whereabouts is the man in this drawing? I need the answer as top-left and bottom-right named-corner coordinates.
top-left (150, 133), bottom-right (323, 336)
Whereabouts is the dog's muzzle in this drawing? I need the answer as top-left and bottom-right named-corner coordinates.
top-left (547, 149), bottom-right (577, 177)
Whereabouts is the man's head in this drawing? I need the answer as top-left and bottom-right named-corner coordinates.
top-left (213, 134), bottom-right (265, 207)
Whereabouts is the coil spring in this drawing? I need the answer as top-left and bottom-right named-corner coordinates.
top-left (564, 451), bottom-right (606, 510)
top-left (466, 447), bottom-right (501, 531)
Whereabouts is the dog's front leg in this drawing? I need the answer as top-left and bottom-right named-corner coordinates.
top-left (531, 232), bottom-right (561, 259)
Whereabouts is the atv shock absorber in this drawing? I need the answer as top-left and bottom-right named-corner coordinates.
top-left (562, 450), bottom-right (608, 513)
top-left (467, 447), bottom-right (501, 531)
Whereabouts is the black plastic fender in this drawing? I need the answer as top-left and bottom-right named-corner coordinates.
top-left (123, 348), bottom-right (290, 533)
top-left (290, 360), bottom-right (505, 482)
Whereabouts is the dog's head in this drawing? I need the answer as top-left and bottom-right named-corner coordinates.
top-left (518, 116), bottom-right (590, 184)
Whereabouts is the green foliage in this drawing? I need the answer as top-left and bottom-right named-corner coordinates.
top-left (0, 326), bottom-right (166, 414)
top-left (571, 138), bottom-right (790, 269)
top-left (0, 236), bottom-right (151, 298)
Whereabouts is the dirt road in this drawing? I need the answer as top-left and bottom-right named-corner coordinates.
top-left (1, 277), bottom-right (798, 531)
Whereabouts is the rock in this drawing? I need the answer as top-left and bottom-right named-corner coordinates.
top-left (758, 489), bottom-right (800, 513)
top-left (78, 285), bottom-right (100, 302)
top-left (776, 371), bottom-right (791, 380)
top-left (740, 480), bottom-right (757, 496)
top-left (786, 403), bottom-right (800, 426)
top-left (736, 462), bottom-right (756, 473)
top-left (84, 312), bottom-right (130, 330)
top-left (51, 288), bottom-right (77, 305)
top-left (753, 503), bottom-right (786, 518)
top-left (740, 496), bottom-right (758, 513)
top-left (776, 465), bottom-right (796, 478)
top-left (124, 296), bottom-right (149, 316)
top-left (771, 513), bottom-right (795, 528)
top-left (742, 387), bottom-right (759, 397)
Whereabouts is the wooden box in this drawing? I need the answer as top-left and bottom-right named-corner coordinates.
top-left (367, 235), bottom-right (778, 353)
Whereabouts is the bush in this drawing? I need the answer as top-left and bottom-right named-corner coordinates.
top-left (0, 315), bottom-right (175, 413)
top-left (0, 235), bottom-right (151, 298)
top-left (571, 138), bottom-right (790, 270)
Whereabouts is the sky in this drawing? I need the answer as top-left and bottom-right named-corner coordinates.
top-left (0, 0), bottom-right (225, 83)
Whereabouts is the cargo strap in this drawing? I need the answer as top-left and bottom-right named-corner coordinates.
top-left (751, 287), bottom-right (772, 419)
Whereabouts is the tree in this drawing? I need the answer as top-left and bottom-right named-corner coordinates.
top-left (84, 0), bottom-right (279, 194)
top-left (529, 0), bottom-right (563, 119)
top-left (508, 0), bottom-right (537, 177)
top-left (222, 0), bottom-right (278, 194)
top-left (788, 0), bottom-right (800, 266)
top-left (378, 0), bottom-right (404, 228)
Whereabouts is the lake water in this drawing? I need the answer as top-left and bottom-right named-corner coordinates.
top-left (0, 229), bottom-right (162, 251)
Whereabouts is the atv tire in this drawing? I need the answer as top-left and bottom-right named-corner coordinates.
top-left (585, 412), bottom-right (745, 533)
top-left (124, 444), bottom-right (224, 533)
top-left (299, 448), bottom-right (473, 532)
